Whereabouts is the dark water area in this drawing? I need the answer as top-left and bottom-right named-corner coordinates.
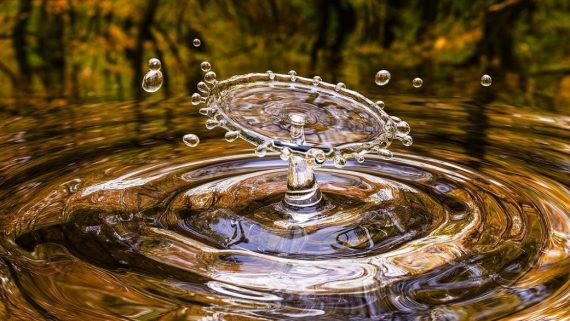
top-left (0, 1), bottom-right (569, 320)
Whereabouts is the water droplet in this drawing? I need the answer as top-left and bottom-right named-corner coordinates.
top-left (142, 70), bottom-right (163, 93)
top-left (401, 135), bottom-right (413, 146)
top-left (191, 93), bottom-right (204, 105)
top-left (200, 61), bottom-right (211, 72)
top-left (375, 70), bottom-right (391, 86)
top-left (224, 130), bottom-right (240, 142)
top-left (204, 71), bottom-right (217, 84)
top-left (312, 76), bottom-right (322, 86)
top-left (333, 154), bottom-right (346, 168)
top-left (280, 148), bottom-right (291, 160)
top-left (335, 82), bottom-right (346, 91)
top-left (481, 74), bottom-right (492, 87)
top-left (199, 107), bottom-right (216, 117)
top-left (255, 144), bottom-right (268, 157)
top-left (267, 70), bottom-right (275, 80)
top-left (148, 58), bottom-right (161, 71)
top-left (397, 121), bottom-right (410, 135)
top-left (288, 70), bottom-right (297, 82)
top-left (375, 100), bottom-right (385, 109)
top-left (307, 148), bottom-right (326, 165)
top-left (412, 77), bottom-right (423, 88)
top-left (356, 151), bottom-right (366, 163)
top-left (205, 119), bottom-right (219, 130)
top-left (193, 38), bottom-right (201, 47)
top-left (197, 82), bottom-right (210, 94)
top-left (183, 134), bottom-right (200, 147)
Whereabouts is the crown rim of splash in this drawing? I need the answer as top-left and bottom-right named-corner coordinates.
top-left (192, 71), bottom-right (412, 162)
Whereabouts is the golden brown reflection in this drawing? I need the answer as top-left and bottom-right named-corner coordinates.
top-left (0, 93), bottom-right (568, 320)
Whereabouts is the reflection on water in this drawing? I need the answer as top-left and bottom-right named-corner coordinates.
top-left (0, 87), bottom-right (568, 319)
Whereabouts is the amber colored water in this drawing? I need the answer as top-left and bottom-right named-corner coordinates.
top-left (0, 84), bottom-right (569, 321)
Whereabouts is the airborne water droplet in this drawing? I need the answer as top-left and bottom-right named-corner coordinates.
top-left (191, 93), bottom-right (203, 105)
top-left (224, 130), bottom-right (240, 142)
top-left (201, 61), bottom-right (211, 72)
top-left (335, 82), bottom-right (346, 91)
top-left (204, 71), bottom-right (217, 84)
top-left (205, 119), bottom-right (219, 130)
top-left (412, 77), bottom-right (423, 88)
top-left (148, 58), bottom-right (161, 71)
top-left (183, 134), bottom-right (200, 147)
top-left (193, 38), bottom-right (201, 47)
top-left (197, 82), bottom-right (210, 94)
top-left (288, 70), bottom-right (297, 82)
top-left (142, 70), bottom-right (163, 93)
top-left (375, 70), bottom-right (391, 86)
top-left (481, 74), bottom-right (492, 87)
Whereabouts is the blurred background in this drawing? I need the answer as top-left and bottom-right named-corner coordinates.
top-left (0, 0), bottom-right (568, 113)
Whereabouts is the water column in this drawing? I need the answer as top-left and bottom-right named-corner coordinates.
top-left (283, 113), bottom-right (324, 211)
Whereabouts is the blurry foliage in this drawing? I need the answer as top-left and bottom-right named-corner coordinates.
top-left (0, 0), bottom-right (568, 111)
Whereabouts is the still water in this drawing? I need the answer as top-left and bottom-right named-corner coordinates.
top-left (0, 84), bottom-right (568, 320)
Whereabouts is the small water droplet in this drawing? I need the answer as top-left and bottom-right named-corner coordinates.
top-left (148, 58), bottom-right (161, 71)
top-left (412, 77), bottom-right (423, 88)
top-left (255, 144), bottom-right (268, 157)
top-left (397, 121), bottom-right (410, 135)
top-left (375, 70), bottom-right (391, 86)
top-left (288, 70), bottom-right (297, 82)
top-left (191, 93), bottom-right (204, 105)
top-left (375, 100), bottom-right (385, 109)
top-left (204, 71), bottom-right (217, 84)
top-left (224, 130), bottom-right (240, 142)
top-left (199, 107), bottom-right (216, 117)
top-left (201, 61), bottom-right (211, 72)
top-left (142, 70), bottom-right (163, 93)
top-left (183, 134), bottom-right (200, 147)
top-left (307, 148), bottom-right (326, 165)
top-left (335, 82), bottom-right (346, 91)
top-left (401, 135), bottom-right (413, 146)
top-left (312, 76), bottom-right (322, 86)
top-left (481, 74), bottom-right (492, 86)
top-left (267, 70), bottom-right (275, 80)
top-left (193, 38), bottom-right (201, 47)
top-left (197, 82), bottom-right (210, 94)
top-left (205, 119), bottom-right (219, 130)
top-left (280, 148), bottom-right (291, 160)
top-left (333, 154), bottom-right (346, 168)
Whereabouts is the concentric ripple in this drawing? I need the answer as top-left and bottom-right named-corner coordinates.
top-left (2, 150), bottom-right (567, 320)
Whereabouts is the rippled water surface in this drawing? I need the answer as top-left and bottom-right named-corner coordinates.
top-left (0, 87), bottom-right (568, 320)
